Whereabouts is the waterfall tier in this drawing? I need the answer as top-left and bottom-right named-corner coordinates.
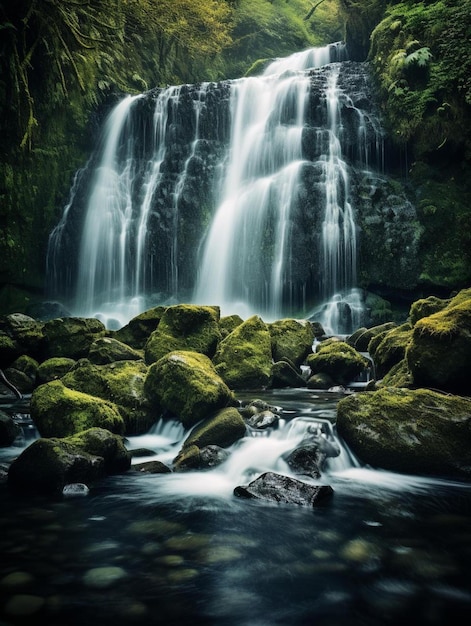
top-left (47, 44), bottom-right (386, 330)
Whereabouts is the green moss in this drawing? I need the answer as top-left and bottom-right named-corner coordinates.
top-left (37, 357), bottom-right (76, 384)
top-left (144, 351), bottom-right (235, 429)
top-left (181, 407), bottom-right (246, 450)
top-left (409, 294), bottom-right (449, 325)
top-left (337, 386), bottom-right (471, 479)
top-left (213, 315), bottom-right (273, 390)
top-left (406, 294), bottom-right (471, 393)
top-left (306, 341), bottom-right (369, 385)
top-left (268, 318), bottom-right (314, 367)
top-left (368, 322), bottom-right (413, 379)
top-left (30, 380), bottom-right (124, 438)
top-left (379, 358), bottom-right (414, 388)
top-left (144, 305), bottom-right (221, 365)
top-left (61, 358), bottom-right (152, 435)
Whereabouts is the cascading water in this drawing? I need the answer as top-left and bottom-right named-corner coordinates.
top-left (47, 42), bottom-right (384, 331)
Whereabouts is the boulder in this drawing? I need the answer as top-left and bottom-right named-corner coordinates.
top-left (0, 410), bottom-right (21, 446)
top-left (36, 357), bottom-right (76, 384)
top-left (306, 340), bottom-right (368, 386)
top-left (179, 406), bottom-right (246, 451)
top-left (88, 337), bottom-right (143, 364)
top-left (337, 387), bottom-right (471, 480)
top-left (406, 296), bottom-right (471, 394)
top-left (368, 322), bottom-right (413, 379)
top-left (7, 427), bottom-right (131, 494)
top-left (30, 380), bottom-right (125, 438)
top-left (0, 313), bottom-right (45, 362)
top-left (348, 322), bottom-right (397, 352)
top-left (268, 318), bottom-right (314, 366)
top-left (144, 304), bottom-right (221, 365)
top-left (408, 294), bottom-right (449, 326)
top-left (173, 444), bottom-right (230, 471)
top-left (269, 360), bottom-right (306, 389)
top-left (61, 359), bottom-right (153, 435)
top-left (144, 351), bottom-right (235, 429)
top-left (4, 355), bottom-right (38, 394)
top-left (43, 317), bottom-right (106, 359)
top-left (219, 314), bottom-right (244, 339)
top-left (213, 315), bottom-right (272, 390)
top-left (112, 306), bottom-right (167, 349)
top-left (234, 472), bottom-right (334, 507)
top-left (379, 358), bottom-right (414, 388)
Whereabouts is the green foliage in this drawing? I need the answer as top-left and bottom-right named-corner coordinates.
top-left (369, 0), bottom-right (471, 156)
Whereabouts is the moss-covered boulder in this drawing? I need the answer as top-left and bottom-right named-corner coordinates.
top-left (30, 380), bottom-right (125, 438)
top-left (368, 322), bottom-right (413, 379)
top-left (61, 359), bottom-right (153, 435)
top-left (409, 295), bottom-right (449, 326)
top-left (113, 306), bottom-right (167, 349)
top-left (0, 410), bottom-right (21, 446)
top-left (43, 317), bottom-right (106, 360)
top-left (180, 407), bottom-right (246, 451)
top-left (348, 322), bottom-right (397, 352)
top-left (379, 358), bottom-right (414, 388)
top-left (37, 357), bottom-right (76, 384)
top-left (337, 387), bottom-right (471, 480)
top-left (270, 360), bottom-right (307, 389)
top-left (219, 314), bottom-right (244, 339)
top-left (306, 341), bottom-right (369, 386)
top-left (144, 305), bottom-right (221, 365)
top-left (88, 337), bottom-right (143, 364)
top-left (268, 318), bottom-right (314, 367)
top-left (4, 355), bottom-right (39, 393)
top-left (406, 297), bottom-right (471, 394)
top-left (0, 313), bottom-right (44, 359)
top-left (213, 315), bottom-right (272, 390)
top-left (7, 427), bottom-right (131, 494)
top-left (144, 351), bottom-right (235, 429)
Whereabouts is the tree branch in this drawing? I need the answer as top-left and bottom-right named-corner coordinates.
top-left (304, 0), bottom-right (327, 21)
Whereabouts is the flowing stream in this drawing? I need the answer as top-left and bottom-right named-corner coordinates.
top-left (46, 43), bottom-right (384, 331)
top-left (1, 389), bottom-right (471, 625)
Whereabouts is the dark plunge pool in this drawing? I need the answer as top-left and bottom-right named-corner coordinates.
top-left (1, 389), bottom-right (471, 625)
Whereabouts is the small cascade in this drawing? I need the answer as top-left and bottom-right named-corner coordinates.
top-left (47, 42), bottom-right (385, 332)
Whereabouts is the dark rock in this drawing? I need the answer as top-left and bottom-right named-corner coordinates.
top-left (234, 471), bottom-right (334, 507)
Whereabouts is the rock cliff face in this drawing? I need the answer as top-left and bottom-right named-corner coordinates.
top-left (47, 59), bottom-right (419, 319)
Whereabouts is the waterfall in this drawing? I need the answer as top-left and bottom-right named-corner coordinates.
top-left (47, 42), bottom-right (384, 331)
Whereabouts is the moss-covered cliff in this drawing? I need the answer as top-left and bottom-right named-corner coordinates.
top-left (340, 0), bottom-right (471, 294)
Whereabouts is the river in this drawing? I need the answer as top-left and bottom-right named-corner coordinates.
top-left (1, 388), bottom-right (471, 625)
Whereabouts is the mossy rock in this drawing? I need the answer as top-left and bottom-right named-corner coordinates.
top-left (37, 357), bottom-right (76, 384)
top-left (219, 314), bottom-right (244, 339)
top-left (306, 341), bottom-right (369, 386)
top-left (113, 306), bottom-right (167, 349)
top-left (179, 406), bottom-right (246, 452)
top-left (269, 360), bottom-right (307, 389)
top-left (144, 305), bottom-right (222, 365)
top-left (4, 355), bottom-right (39, 393)
top-left (61, 359), bottom-right (153, 435)
top-left (406, 297), bottom-right (471, 394)
top-left (213, 315), bottom-right (272, 390)
top-left (30, 380), bottom-right (125, 438)
top-left (7, 428), bottom-right (130, 494)
top-left (349, 322), bottom-right (397, 352)
top-left (368, 322), bottom-right (413, 379)
top-left (307, 372), bottom-right (335, 390)
top-left (144, 351), bottom-right (235, 429)
top-left (0, 410), bottom-right (21, 446)
top-left (43, 317), bottom-right (106, 359)
top-left (409, 295), bottom-right (449, 326)
top-left (337, 387), bottom-right (471, 480)
top-left (0, 313), bottom-right (45, 360)
top-left (88, 336), bottom-right (143, 364)
top-left (379, 358), bottom-right (414, 388)
top-left (268, 319), bottom-right (314, 367)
